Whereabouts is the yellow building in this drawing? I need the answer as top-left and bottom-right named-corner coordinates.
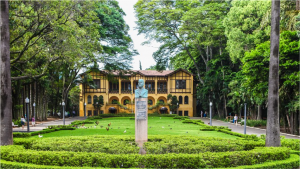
top-left (79, 68), bottom-right (197, 117)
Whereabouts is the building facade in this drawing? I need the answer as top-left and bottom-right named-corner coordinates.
top-left (78, 69), bottom-right (197, 117)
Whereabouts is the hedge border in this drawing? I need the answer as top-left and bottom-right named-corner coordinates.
top-left (1, 145), bottom-right (290, 168)
top-left (225, 154), bottom-right (300, 169)
top-left (1, 154), bottom-right (298, 169)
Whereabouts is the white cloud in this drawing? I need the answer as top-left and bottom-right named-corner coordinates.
top-left (117, 0), bottom-right (160, 70)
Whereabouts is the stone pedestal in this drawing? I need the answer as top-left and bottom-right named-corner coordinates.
top-left (135, 98), bottom-right (148, 144)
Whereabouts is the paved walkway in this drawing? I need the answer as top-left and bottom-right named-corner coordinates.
top-left (190, 117), bottom-right (300, 139)
top-left (13, 116), bottom-right (87, 132)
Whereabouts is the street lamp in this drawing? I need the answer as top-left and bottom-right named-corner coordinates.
top-left (244, 103), bottom-right (247, 134)
top-left (33, 103), bottom-right (36, 126)
top-left (209, 102), bottom-right (212, 126)
top-left (84, 102), bottom-right (86, 117)
top-left (96, 102), bottom-right (98, 115)
top-left (177, 102), bottom-right (179, 115)
top-left (25, 97), bottom-right (30, 132)
top-left (62, 101), bottom-right (65, 125)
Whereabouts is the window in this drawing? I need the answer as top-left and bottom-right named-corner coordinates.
top-left (121, 81), bottom-right (131, 91)
top-left (88, 110), bottom-right (92, 116)
top-left (94, 110), bottom-right (98, 116)
top-left (184, 111), bottom-right (188, 116)
top-left (158, 82), bottom-right (167, 90)
top-left (179, 96), bottom-right (182, 104)
top-left (179, 111), bottom-right (182, 116)
top-left (93, 95), bottom-right (97, 104)
top-left (148, 99), bottom-right (153, 105)
top-left (123, 99), bottom-right (129, 105)
top-left (184, 96), bottom-right (189, 104)
top-left (109, 82), bottom-right (119, 92)
top-left (93, 79), bottom-right (100, 89)
top-left (159, 99), bottom-right (164, 103)
top-left (176, 80), bottom-right (186, 89)
top-left (87, 95), bottom-right (92, 104)
top-left (145, 81), bottom-right (155, 91)
top-left (112, 99), bottom-right (118, 104)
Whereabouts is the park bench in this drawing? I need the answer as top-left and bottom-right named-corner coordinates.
top-left (12, 122), bottom-right (18, 127)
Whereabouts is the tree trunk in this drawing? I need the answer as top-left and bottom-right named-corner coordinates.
top-left (286, 114), bottom-right (291, 133)
top-left (297, 0), bottom-right (300, 10)
top-left (266, 0), bottom-right (281, 147)
top-left (257, 105), bottom-right (262, 120)
top-left (0, 0), bottom-right (13, 145)
top-left (291, 112), bottom-right (294, 134)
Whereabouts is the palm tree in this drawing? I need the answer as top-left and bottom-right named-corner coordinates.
top-left (1, 1), bottom-right (13, 145)
top-left (266, 0), bottom-right (281, 147)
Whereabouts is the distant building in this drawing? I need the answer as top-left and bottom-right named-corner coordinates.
top-left (78, 68), bottom-right (197, 117)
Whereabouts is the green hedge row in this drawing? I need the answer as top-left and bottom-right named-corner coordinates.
top-left (13, 126), bottom-right (75, 138)
top-left (1, 154), bottom-right (299, 169)
top-left (1, 145), bottom-right (290, 168)
top-left (144, 135), bottom-right (265, 154)
top-left (227, 154), bottom-right (300, 169)
top-left (188, 119), bottom-right (259, 140)
top-left (14, 135), bottom-right (139, 154)
top-left (14, 135), bottom-right (265, 154)
top-left (1, 153), bottom-right (299, 169)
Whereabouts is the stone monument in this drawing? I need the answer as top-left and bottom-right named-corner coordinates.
top-left (135, 79), bottom-right (148, 154)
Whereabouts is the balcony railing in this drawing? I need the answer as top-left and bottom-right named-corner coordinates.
top-left (170, 88), bottom-right (191, 93)
top-left (85, 88), bottom-right (106, 93)
top-left (157, 89), bottom-right (168, 94)
top-left (121, 89), bottom-right (131, 94)
top-left (147, 89), bottom-right (155, 94)
top-left (109, 89), bottom-right (119, 94)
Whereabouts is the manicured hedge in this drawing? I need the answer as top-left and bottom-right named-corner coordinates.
top-left (13, 127), bottom-right (76, 138)
top-left (280, 138), bottom-right (300, 151)
top-left (1, 154), bottom-right (299, 169)
top-left (1, 145), bottom-right (290, 168)
top-left (14, 135), bottom-right (139, 154)
top-left (144, 135), bottom-right (264, 154)
top-left (0, 159), bottom-right (90, 169)
top-left (227, 154), bottom-right (300, 169)
top-left (188, 119), bottom-right (259, 140)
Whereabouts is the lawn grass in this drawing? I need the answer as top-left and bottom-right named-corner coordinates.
top-left (37, 117), bottom-right (238, 139)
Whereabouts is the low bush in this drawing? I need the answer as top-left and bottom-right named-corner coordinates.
top-left (87, 116), bottom-right (103, 120)
top-left (0, 159), bottom-right (89, 169)
top-left (144, 135), bottom-right (264, 154)
top-left (1, 145), bottom-right (290, 168)
top-left (13, 126), bottom-right (76, 138)
top-left (240, 120), bottom-right (267, 127)
top-left (279, 139), bottom-right (300, 151)
top-left (12, 132), bottom-right (31, 138)
top-left (228, 154), bottom-right (300, 169)
top-left (182, 119), bottom-right (193, 123)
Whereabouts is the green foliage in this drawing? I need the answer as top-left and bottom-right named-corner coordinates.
top-left (0, 145), bottom-right (290, 168)
top-left (144, 135), bottom-right (264, 154)
top-left (230, 154), bottom-right (300, 169)
top-left (223, 0), bottom-right (272, 62)
top-left (240, 120), bottom-right (267, 127)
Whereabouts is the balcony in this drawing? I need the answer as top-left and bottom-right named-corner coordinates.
top-left (109, 89), bottom-right (119, 94)
top-left (170, 88), bottom-right (191, 93)
top-left (121, 89), bottom-right (131, 94)
top-left (157, 89), bottom-right (168, 94)
top-left (148, 89), bottom-right (155, 94)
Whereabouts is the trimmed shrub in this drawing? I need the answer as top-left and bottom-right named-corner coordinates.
top-left (0, 145), bottom-right (290, 168)
top-left (12, 132), bottom-right (31, 138)
top-left (228, 154), bottom-right (300, 169)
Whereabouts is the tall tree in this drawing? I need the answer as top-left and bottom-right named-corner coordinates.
top-left (266, 0), bottom-right (281, 147)
top-left (1, 1), bottom-right (13, 145)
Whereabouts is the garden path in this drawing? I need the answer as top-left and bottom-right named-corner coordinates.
top-left (191, 117), bottom-right (300, 139)
top-left (13, 116), bottom-right (87, 132)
